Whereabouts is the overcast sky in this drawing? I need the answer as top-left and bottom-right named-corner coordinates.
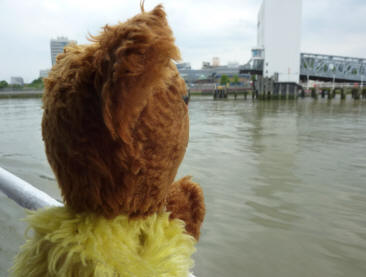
top-left (1, 0), bottom-right (366, 82)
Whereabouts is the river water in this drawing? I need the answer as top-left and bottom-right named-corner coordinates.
top-left (0, 96), bottom-right (365, 276)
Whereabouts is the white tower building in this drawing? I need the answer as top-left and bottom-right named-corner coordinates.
top-left (254, 0), bottom-right (302, 83)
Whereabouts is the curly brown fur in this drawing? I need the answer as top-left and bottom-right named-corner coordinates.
top-left (42, 5), bottom-right (205, 239)
top-left (166, 177), bottom-right (205, 240)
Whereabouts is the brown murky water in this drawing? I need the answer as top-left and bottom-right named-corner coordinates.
top-left (1, 96), bottom-right (366, 276)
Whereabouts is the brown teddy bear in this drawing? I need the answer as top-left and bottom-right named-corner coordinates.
top-left (11, 4), bottom-right (205, 277)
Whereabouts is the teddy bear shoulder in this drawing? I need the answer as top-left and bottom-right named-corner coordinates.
top-left (11, 207), bottom-right (196, 277)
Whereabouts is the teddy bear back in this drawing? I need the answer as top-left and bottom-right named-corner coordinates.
top-left (42, 5), bottom-right (189, 219)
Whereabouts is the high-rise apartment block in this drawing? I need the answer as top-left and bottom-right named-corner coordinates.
top-left (39, 69), bottom-right (51, 78)
top-left (10, 77), bottom-right (24, 86)
top-left (50, 37), bottom-right (77, 66)
top-left (212, 57), bottom-right (220, 67)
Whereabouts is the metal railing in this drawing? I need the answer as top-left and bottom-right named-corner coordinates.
top-left (0, 166), bottom-right (62, 210)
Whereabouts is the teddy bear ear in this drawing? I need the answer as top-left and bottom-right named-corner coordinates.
top-left (91, 4), bottom-right (182, 142)
top-left (92, 4), bottom-right (180, 81)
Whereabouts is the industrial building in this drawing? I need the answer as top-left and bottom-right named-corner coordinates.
top-left (176, 57), bottom-right (249, 85)
top-left (177, 63), bottom-right (249, 85)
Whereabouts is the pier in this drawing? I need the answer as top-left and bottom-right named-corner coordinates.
top-left (188, 83), bottom-right (366, 101)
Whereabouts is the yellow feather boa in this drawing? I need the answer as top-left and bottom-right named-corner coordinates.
top-left (11, 207), bottom-right (196, 276)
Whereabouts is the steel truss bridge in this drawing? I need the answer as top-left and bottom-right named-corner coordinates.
top-left (241, 53), bottom-right (366, 83)
top-left (301, 53), bottom-right (366, 83)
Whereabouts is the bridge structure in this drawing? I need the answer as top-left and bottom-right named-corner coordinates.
top-left (240, 0), bottom-right (366, 89)
top-left (300, 53), bottom-right (366, 83)
top-left (241, 52), bottom-right (366, 84)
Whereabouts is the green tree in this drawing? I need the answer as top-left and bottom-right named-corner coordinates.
top-left (0, 80), bottom-right (8, 89)
top-left (32, 77), bottom-right (43, 86)
top-left (233, 74), bottom-right (239, 84)
top-left (26, 77), bottom-right (44, 89)
top-left (11, 84), bottom-right (23, 89)
top-left (220, 74), bottom-right (229, 85)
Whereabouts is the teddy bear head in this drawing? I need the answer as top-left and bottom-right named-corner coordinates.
top-left (42, 5), bottom-right (190, 218)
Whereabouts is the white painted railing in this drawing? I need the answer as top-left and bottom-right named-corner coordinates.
top-left (0, 166), bottom-right (62, 209)
top-left (0, 166), bottom-right (196, 277)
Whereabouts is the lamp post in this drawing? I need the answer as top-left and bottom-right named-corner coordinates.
top-left (329, 64), bottom-right (335, 91)
top-left (361, 74), bottom-right (363, 90)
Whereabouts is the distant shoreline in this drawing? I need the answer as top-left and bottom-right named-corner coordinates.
top-left (0, 89), bottom-right (43, 99)
top-left (0, 90), bottom-right (214, 99)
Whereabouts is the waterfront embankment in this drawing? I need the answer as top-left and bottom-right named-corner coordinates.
top-left (0, 89), bottom-right (43, 99)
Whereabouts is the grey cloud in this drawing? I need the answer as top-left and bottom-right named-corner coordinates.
top-left (1, 0), bottom-right (366, 82)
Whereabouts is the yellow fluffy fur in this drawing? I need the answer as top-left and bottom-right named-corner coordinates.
top-left (11, 207), bottom-right (195, 276)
